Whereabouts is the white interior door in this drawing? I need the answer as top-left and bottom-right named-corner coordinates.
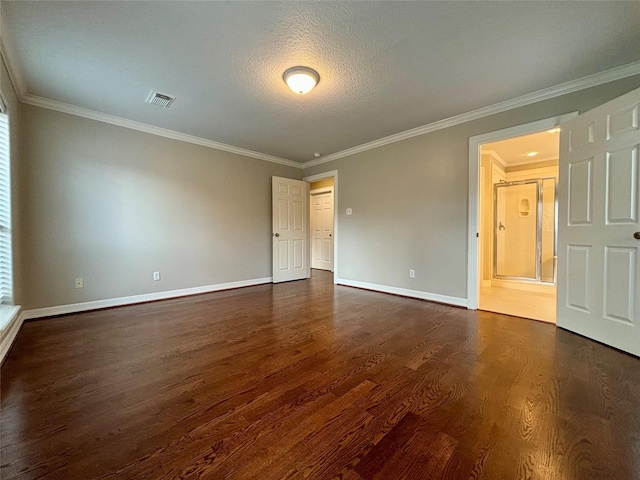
top-left (272, 176), bottom-right (309, 283)
top-left (311, 189), bottom-right (334, 271)
top-left (558, 87), bottom-right (640, 356)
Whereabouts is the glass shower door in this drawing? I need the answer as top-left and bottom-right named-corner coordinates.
top-left (494, 181), bottom-right (539, 280)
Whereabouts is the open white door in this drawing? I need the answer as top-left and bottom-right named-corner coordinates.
top-left (558, 87), bottom-right (640, 356)
top-left (311, 188), bottom-right (334, 271)
top-left (272, 176), bottom-right (309, 283)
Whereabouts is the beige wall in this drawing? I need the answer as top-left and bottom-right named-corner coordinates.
top-left (303, 75), bottom-right (640, 301)
top-left (1, 53), bottom-right (23, 306)
top-left (11, 68), bottom-right (640, 309)
top-left (18, 106), bottom-right (300, 309)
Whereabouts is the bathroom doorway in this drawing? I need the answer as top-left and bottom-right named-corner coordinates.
top-left (478, 129), bottom-right (560, 323)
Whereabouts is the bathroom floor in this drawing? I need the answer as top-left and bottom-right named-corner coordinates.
top-left (479, 285), bottom-right (556, 323)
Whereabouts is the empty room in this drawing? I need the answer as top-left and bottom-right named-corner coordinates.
top-left (2, 2), bottom-right (640, 479)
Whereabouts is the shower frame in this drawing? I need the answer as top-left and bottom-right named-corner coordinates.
top-left (492, 177), bottom-right (557, 284)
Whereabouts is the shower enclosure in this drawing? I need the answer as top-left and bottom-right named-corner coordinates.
top-left (493, 178), bottom-right (557, 283)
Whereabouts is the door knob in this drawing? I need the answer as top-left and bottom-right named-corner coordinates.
top-left (274, 233), bottom-right (280, 237)
top-left (634, 232), bottom-right (640, 240)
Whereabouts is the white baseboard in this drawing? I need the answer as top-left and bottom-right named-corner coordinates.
top-left (336, 278), bottom-right (468, 308)
top-left (1, 278), bottom-right (272, 363)
top-left (22, 277), bottom-right (273, 321)
top-left (1, 309), bottom-right (25, 364)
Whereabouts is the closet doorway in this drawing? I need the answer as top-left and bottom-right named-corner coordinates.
top-left (310, 180), bottom-right (334, 272)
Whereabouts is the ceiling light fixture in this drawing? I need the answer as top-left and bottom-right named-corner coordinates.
top-left (526, 151), bottom-right (539, 157)
top-left (283, 66), bottom-right (320, 94)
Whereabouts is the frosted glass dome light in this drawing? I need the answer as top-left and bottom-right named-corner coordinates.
top-left (283, 66), bottom-right (320, 94)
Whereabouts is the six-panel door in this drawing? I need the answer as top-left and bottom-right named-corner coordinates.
top-left (558, 87), bottom-right (640, 356)
top-left (272, 177), bottom-right (309, 283)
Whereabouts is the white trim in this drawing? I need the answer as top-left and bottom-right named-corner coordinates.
top-left (483, 148), bottom-right (559, 168)
top-left (467, 112), bottom-right (578, 310)
top-left (304, 170), bottom-right (338, 183)
top-left (0, 305), bottom-right (20, 330)
top-left (0, 307), bottom-right (23, 364)
top-left (22, 277), bottom-right (272, 320)
top-left (337, 278), bottom-right (468, 308)
top-left (3, 29), bottom-right (639, 172)
top-left (0, 38), bottom-right (28, 102)
top-left (303, 170), bottom-right (338, 281)
top-left (484, 148), bottom-right (559, 168)
top-left (21, 94), bottom-right (301, 168)
top-left (302, 61), bottom-right (640, 168)
top-left (2, 38), bottom-right (301, 168)
top-left (503, 154), bottom-right (559, 167)
top-left (482, 150), bottom-right (507, 168)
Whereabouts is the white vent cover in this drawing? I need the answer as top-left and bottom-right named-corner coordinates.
top-left (146, 91), bottom-right (175, 108)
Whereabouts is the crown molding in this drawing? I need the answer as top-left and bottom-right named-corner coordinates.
top-left (301, 60), bottom-right (640, 169)
top-left (3, 27), bottom-right (639, 172)
top-left (1, 37), bottom-right (303, 168)
top-left (22, 94), bottom-right (302, 168)
top-left (483, 149), bottom-right (559, 168)
top-left (0, 37), bottom-right (28, 102)
top-left (506, 154), bottom-right (558, 167)
top-left (482, 150), bottom-right (507, 168)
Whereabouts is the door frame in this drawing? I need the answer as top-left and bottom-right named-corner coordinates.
top-left (467, 113), bottom-right (577, 309)
top-left (303, 170), bottom-right (338, 283)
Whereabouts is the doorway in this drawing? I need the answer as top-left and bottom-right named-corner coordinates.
top-left (310, 184), bottom-right (334, 272)
top-left (479, 132), bottom-right (559, 322)
top-left (303, 170), bottom-right (338, 280)
top-left (467, 113), bottom-right (577, 321)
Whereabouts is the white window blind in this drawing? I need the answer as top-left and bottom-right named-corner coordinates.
top-left (0, 110), bottom-right (12, 306)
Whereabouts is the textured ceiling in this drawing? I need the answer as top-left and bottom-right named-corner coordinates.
top-left (2, 1), bottom-right (640, 163)
top-left (483, 130), bottom-right (560, 166)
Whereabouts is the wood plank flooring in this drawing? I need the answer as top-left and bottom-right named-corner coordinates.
top-left (2, 270), bottom-right (640, 479)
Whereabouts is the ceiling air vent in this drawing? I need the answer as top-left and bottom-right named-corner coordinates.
top-left (146, 91), bottom-right (175, 108)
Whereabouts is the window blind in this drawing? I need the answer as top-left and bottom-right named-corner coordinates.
top-left (0, 111), bottom-right (12, 305)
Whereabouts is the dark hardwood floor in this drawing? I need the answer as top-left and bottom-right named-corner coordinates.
top-left (2, 270), bottom-right (640, 479)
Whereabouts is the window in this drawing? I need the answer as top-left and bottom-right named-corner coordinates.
top-left (0, 97), bottom-right (12, 306)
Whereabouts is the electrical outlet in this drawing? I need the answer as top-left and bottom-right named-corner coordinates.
top-left (75, 277), bottom-right (84, 289)
top-left (346, 208), bottom-right (353, 215)
top-left (409, 269), bottom-right (415, 278)
top-left (153, 271), bottom-right (161, 281)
